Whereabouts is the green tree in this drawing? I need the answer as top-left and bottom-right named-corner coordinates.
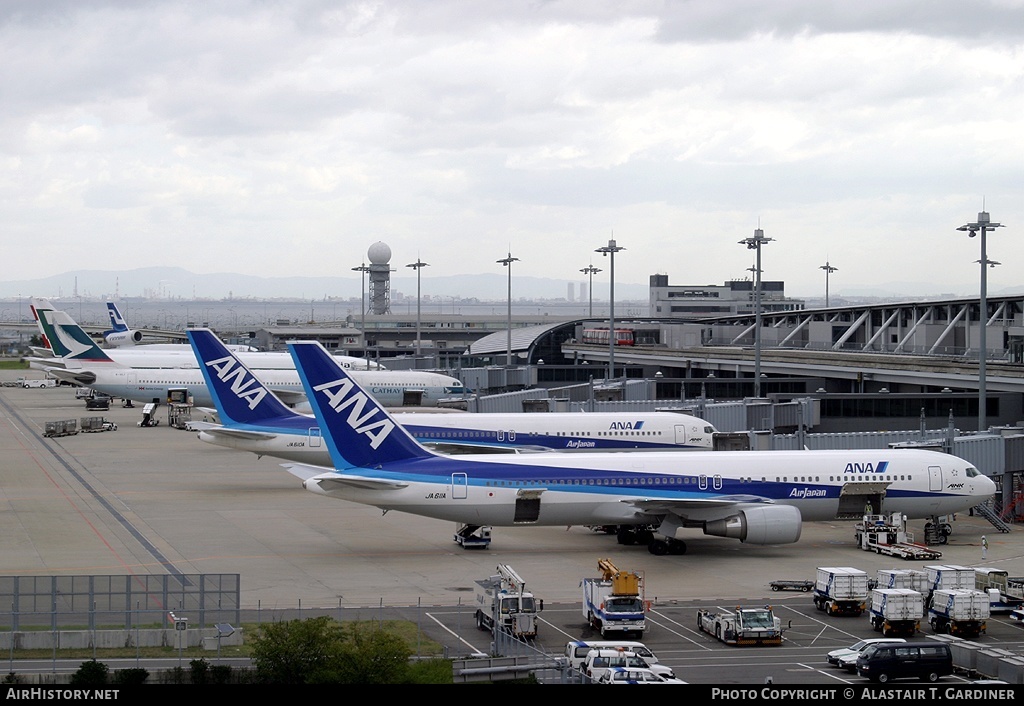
top-left (70, 659), bottom-right (108, 685)
top-left (112, 668), bottom-right (149, 685)
top-left (251, 616), bottom-right (347, 684)
top-left (329, 626), bottom-right (412, 684)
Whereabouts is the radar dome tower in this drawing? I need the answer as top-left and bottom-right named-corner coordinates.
top-left (367, 241), bottom-right (395, 315)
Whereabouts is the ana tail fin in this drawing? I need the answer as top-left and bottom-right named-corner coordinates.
top-left (187, 328), bottom-right (299, 426)
top-left (288, 340), bottom-right (430, 468)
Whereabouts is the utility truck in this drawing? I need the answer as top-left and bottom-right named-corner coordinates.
top-left (855, 513), bottom-right (942, 560)
top-left (581, 559), bottom-right (648, 638)
top-left (868, 588), bottom-right (924, 637)
top-left (814, 567), bottom-right (869, 616)
top-left (928, 588), bottom-right (989, 638)
top-left (696, 605), bottom-right (783, 646)
top-left (474, 564), bottom-right (542, 639)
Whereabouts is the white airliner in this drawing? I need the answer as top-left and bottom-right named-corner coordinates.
top-left (185, 329), bottom-right (716, 462)
top-left (282, 340), bottom-right (997, 555)
top-left (29, 304), bottom-right (465, 409)
top-left (28, 298), bottom-right (383, 370)
top-left (100, 301), bottom-right (256, 352)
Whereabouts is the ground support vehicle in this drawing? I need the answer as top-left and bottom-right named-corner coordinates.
top-left (856, 514), bottom-right (942, 559)
top-left (582, 648), bottom-right (677, 681)
top-left (454, 523), bottom-right (491, 548)
top-left (21, 378), bottom-right (56, 388)
top-left (928, 589), bottom-right (989, 638)
top-left (814, 566), bottom-right (869, 616)
top-left (474, 564), bottom-right (541, 639)
top-left (43, 419), bottom-right (78, 437)
top-left (770, 580), bottom-right (813, 592)
top-left (696, 605), bottom-right (783, 646)
top-left (923, 564), bottom-right (976, 608)
top-left (876, 568), bottom-right (929, 592)
top-left (855, 641), bottom-right (953, 683)
top-left (581, 559), bottom-right (647, 638)
top-left (868, 588), bottom-right (923, 637)
top-left (974, 568), bottom-right (1024, 613)
top-left (80, 416), bottom-right (117, 433)
top-left (138, 403), bottom-right (160, 427)
top-left (828, 637), bottom-right (906, 672)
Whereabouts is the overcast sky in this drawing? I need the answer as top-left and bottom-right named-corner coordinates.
top-left (3, 0), bottom-right (1023, 298)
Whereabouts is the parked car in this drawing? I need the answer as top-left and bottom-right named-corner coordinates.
top-left (827, 637), bottom-right (905, 669)
top-left (597, 667), bottom-right (687, 684)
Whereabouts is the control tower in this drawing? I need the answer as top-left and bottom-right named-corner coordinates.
top-left (367, 241), bottom-right (395, 315)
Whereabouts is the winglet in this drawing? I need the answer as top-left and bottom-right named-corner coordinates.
top-left (187, 328), bottom-right (298, 426)
top-left (287, 340), bottom-right (431, 468)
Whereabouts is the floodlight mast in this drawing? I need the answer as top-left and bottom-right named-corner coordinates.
top-left (957, 210), bottom-right (1004, 432)
top-left (739, 228), bottom-right (774, 398)
top-left (595, 239), bottom-right (625, 380)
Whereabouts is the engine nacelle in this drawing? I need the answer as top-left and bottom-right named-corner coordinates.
top-left (104, 330), bottom-right (144, 346)
top-left (703, 505), bottom-right (802, 545)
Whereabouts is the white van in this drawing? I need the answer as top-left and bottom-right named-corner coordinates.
top-left (564, 640), bottom-right (662, 671)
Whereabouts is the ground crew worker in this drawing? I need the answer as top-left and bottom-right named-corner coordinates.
top-left (982, 535), bottom-right (988, 560)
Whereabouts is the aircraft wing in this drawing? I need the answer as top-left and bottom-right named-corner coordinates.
top-left (269, 388), bottom-right (308, 407)
top-left (190, 423), bottom-right (278, 441)
top-left (624, 494), bottom-right (776, 515)
top-left (282, 464), bottom-right (409, 491)
top-left (40, 367), bottom-right (96, 386)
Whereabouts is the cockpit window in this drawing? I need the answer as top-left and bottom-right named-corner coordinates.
top-left (965, 466), bottom-right (980, 477)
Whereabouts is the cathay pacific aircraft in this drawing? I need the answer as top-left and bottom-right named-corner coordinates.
top-left (185, 328), bottom-right (716, 462)
top-left (282, 340), bottom-right (996, 556)
top-left (28, 298), bottom-right (383, 370)
top-left (29, 304), bottom-right (464, 409)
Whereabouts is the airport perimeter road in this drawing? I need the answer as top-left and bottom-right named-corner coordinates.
top-left (1, 376), bottom-right (1021, 613)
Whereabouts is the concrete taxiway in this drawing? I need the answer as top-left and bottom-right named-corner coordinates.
top-left (0, 375), bottom-right (1018, 613)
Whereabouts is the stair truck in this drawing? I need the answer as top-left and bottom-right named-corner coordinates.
top-left (474, 564), bottom-right (542, 639)
top-left (927, 588), bottom-right (990, 638)
top-left (814, 567), bottom-right (869, 616)
top-left (581, 559), bottom-right (648, 638)
top-left (868, 588), bottom-right (924, 637)
top-left (696, 605), bottom-right (783, 646)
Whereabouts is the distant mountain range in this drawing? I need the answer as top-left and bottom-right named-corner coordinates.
top-left (1, 266), bottom-right (1019, 303)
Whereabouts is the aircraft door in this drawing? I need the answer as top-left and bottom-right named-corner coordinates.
top-left (451, 472), bottom-right (468, 499)
top-left (928, 465), bottom-right (942, 492)
top-left (308, 427), bottom-right (322, 448)
top-left (674, 425), bottom-right (688, 446)
top-left (403, 389), bottom-right (425, 406)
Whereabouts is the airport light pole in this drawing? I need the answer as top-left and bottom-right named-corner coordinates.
top-left (497, 252), bottom-right (519, 366)
top-left (595, 239), bottom-right (625, 380)
top-left (351, 262), bottom-right (370, 355)
top-left (957, 210), bottom-right (1004, 432)
top-left (405, 258), bottom-right (429, 358)
top-left (579, 264), bottom-right (602, 318)
top-left (739, 228), bottom-right (773, 398)
top-left (820, 261), bottom-right (838, 308)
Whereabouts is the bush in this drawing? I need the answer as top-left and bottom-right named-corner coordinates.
top-left (70, 659), bottom-right (108, 685)
top-left (113, 668), bottom-right (149, 684)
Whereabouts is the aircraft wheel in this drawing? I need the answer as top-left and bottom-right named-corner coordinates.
top-left (668, 538), bottom-right (687, 555)
top-left (648, 540), bottom-right (668, 556)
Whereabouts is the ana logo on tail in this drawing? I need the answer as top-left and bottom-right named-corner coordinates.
top-left (203, 355), bottom-right (268, 410)
top-left (313, 377), bottom-right (395, 449)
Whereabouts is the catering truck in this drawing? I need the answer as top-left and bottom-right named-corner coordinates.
top-left (927, 588), bottom-right (989, 638)
top-left (814, 567), bottom-right (869, 616)
top-left (868, 588), bottom-right (924, 637)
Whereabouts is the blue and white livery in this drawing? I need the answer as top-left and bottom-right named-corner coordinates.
top-left (284, 340), bottom-right (997, 555)
top-left (185, 329), bottom-right (714, 460)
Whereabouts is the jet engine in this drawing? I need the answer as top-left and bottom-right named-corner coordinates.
top-left (104, 330), bottom-right (144, 346)
top-left (703, 505), bottom-right (802, 545)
